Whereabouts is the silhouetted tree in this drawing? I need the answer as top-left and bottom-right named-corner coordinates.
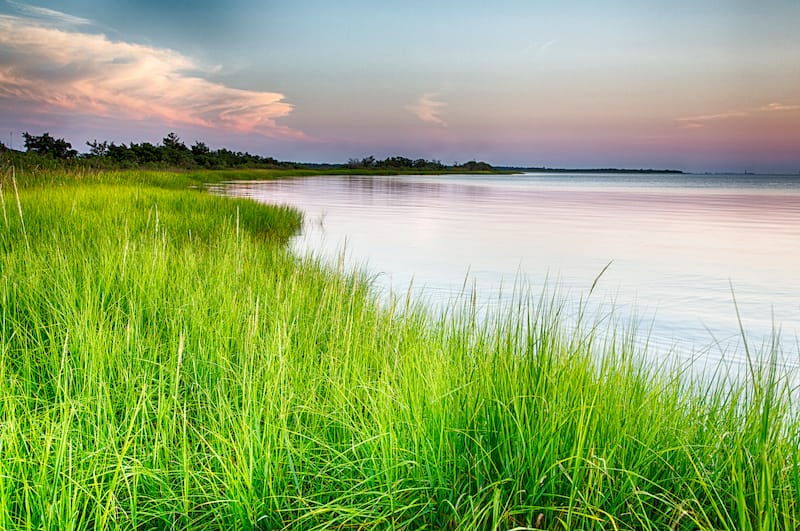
top-left (86, 139), bottom-right (110, 157)
top-left (191, 141), bottom-right (210, 155)
top-left (455, 160), bottom-right (493, 172)
top-left (162, 132), bottom-right (185, 150)
top-left (106, 142), bottom-right (136, 164)
top-left (161, 132), bottom-right (191, 166)
top-left (23, 132), bottom-right (77, 159)
top-left (191, 141), bottom-right (212, 167)
top-left (129, 142), bottom-right (161, 164)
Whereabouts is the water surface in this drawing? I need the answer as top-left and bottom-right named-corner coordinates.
top-left (222, 173), bottom-right (800, 370)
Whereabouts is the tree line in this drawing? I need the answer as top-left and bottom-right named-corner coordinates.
top-left (347, 156), bottom-right (494, 172)
top-left (7, 131), bottom-right (283, 169)
top-left (1, 131), bottom-right (496, 172)
top-left (347, 155), bottom-right (446, 171)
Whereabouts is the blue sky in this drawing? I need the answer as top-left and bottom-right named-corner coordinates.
top-left (1, 0), bottom-right (798, 171)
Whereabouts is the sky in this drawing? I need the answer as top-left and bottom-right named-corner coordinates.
top-left (1, 0), bottom-right (798, 172)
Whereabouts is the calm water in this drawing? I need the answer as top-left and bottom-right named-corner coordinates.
top-left (221, 173), bottom-right (800, 371)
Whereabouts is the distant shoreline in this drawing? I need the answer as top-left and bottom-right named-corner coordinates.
top-left (497, 166), bottom-right (684, 174)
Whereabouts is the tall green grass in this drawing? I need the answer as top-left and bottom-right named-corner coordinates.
top-left (0, 167), bottom-right (798, 529)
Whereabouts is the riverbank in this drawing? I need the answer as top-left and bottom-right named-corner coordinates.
top-left (1, 167), bottom-right (797, 529)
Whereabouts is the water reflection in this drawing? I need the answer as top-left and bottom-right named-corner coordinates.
top-left (222, 173), bottom-right (800, 372)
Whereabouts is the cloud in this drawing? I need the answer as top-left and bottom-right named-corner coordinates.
top-left (521, 39), bottom-right (557, 58)
top-left (761, 102), bottom-right (800, 112)
top-left (676, 110), bottom-right (749, 123)
top-left (406, 93), bottom-right (447, 127)
top-left (7, 1), bottom-right (91, 26)
top-left (675, 102), bottom-right (799, 129)
top-left (0, 11), bottom-right (302, 138)
top-left (536, 39), bottom-right (557, 56)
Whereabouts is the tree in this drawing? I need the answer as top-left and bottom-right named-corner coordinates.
top-left (161, 132), bottom-right (191, 166)
top-left (456, 160), bottom-right (493, 172)
top-left (23, 132), bottom-right (78, 159)
top-left (129, 142), bottom-right (161, 164)
top-left (191, 141), bottom-right (210, 156)
top-left (162, 132), bottom-right (187, 151)
top-left (106, 142), bottom-right (135, 164)
top-left (191, 141), bottom-right (213, 167)
top-left (86, 139), bottom-right (110, 157)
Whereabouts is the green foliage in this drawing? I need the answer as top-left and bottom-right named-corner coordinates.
top-left (86, 139), bottom-right (110, 156)
top-left (345, 155), bottom-right (500, 173)
top-left (454, 160), bottom-right (495, 172)
top-left (22, 132), bottom-right (78, 159)
top-left (347, 155), bottom-right (449, 171)
top-left (94, 132), bottom-right (283, 169)
top-left (8, 132), bottom-right (503, 174)
top-left (0, 168), bottom-right (796, 529)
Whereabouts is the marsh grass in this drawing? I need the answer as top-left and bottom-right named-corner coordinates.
top-left (0, 167), bottom-right (798, 529)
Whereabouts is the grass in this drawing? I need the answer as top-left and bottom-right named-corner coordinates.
top-left (0, 164), bottom-right (510, 192)
top-left (0, 165), bottom-right (798, 529)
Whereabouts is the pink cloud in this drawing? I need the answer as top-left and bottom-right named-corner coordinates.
top-left (761, 102), bottom-right (800, 112)
top-left (676, 102), bottom-right (800, 128)
top-left (0, 13), bottom-right (303, 139)
top-left (675, 110), bottom-right (749, 123)
top-left (406, 93), bottom-right (447, 127)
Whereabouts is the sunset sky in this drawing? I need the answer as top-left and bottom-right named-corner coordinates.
top-left (1, 0), bottom-right (798, 172)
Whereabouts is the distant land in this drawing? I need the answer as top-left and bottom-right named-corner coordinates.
top-left (2, 131), bottom-right (694, 175)
top-left (496, 166), bottom-right (684, 174)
